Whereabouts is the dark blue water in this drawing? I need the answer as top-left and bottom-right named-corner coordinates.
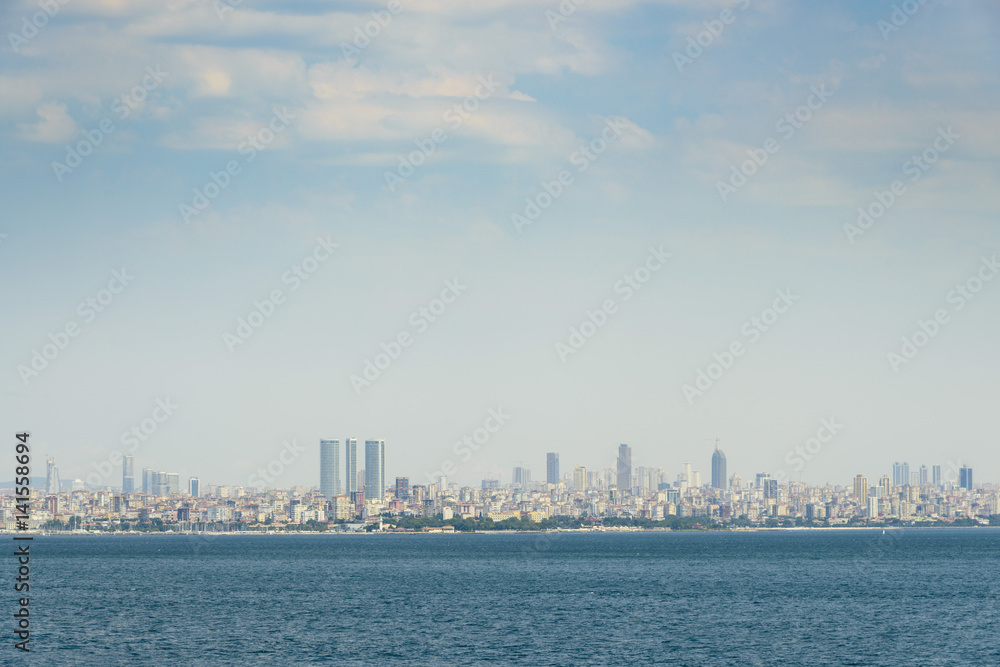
top-left (9, 529), bottom-right (1000, 665)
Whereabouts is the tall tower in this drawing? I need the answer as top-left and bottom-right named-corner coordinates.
top-left (546, 453), bottom-right (559, 485)
top-left (879, 475), bottom-right (892, 497)
top-left (573, 466), bottom-right (587, 492)
top-left (46, 458), bottom-right (60, 495)
top-left (616, 444), bottom-right (631, 494)
top-left (122, 455), bottom-right (135, 493)
top-left (142, 468), bottom-right (153, 494)
top-left (853, 474), bottom-right (869, 502)
top-left (320, 439), bottom-right (341, 498)
top-left (188, 477), bottom-right (200, 497)
top-left (364, 439), bottom-right (385, 500)
top-left (932, 465), bottom-right (942, 487)
top-left (901, 462), bottom-right (910, 486)
top-left (959, 466), bottom-right (973, 491)
top-left (345, 438), bottom-right (358, 494)
top-left (711, 445), bottom-right (727, 489)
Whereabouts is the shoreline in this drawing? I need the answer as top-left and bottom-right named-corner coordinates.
top-left (6, 525), bottom-right (996, 537)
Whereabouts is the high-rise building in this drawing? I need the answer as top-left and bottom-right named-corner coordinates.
top-left (959, 466), bottom-right (973, 491)
top-left (755, 473), bottom-right (771, 488)
top-left (878, 475), bottom-right (892, 498)
top-left (764, 479), bottom-right (778, 499)
top-left (189, 477), bottom-right (200, 497)
top-left (512, 466), bottom-right (531, 488)
top-left (395, 477), bottom-right (409, 500)
top-left (616, 444), bottom-right (631, 494)
top-left (46, 457), bottom-right (60, 495)
top-left (853, 474), bottom-right (869, 502)
top-left (892, 462), bottom-right (903, 487)
top-left (165, 473), bottom-right (180, 495)
top-left (364, 439), bottom-right (385, 500)
top-left (573, 466), bottom-right (587, 492)
top-left (932, 465), bottom-right (942, 487)
top-left (345, 438), bottom-right (358, 494)
top-left (918, 465), bottom-right (928, 486)
top-left (546, 453), bottom-right (559, 485)
top-left (711, 446), bottom-right (727, 489)
top-left (901, 462), bottom-right (910, 486)
top-left (122, 456), bottom-right (135, 493)
top-left (320, 439), bottom-right (341, 498)
top-left (142, 467), bottom-right (153, 494)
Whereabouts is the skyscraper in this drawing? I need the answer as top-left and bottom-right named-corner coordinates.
top-left (142, 468), bottom-right (153, 494)
top-left (345, 438), bottom-right (358, 494)
top-left (892, 462), bottom-right (903, 487)
top-left (616, 444), bottom-right (631, 494)
top-left (919, 465), bottom-right (928, 486)
top-left (932, 465), bottom-right (942, 487)
top-left (46, 458), bottom-right (60, 495)
top-left (573, 465), bottom-right (587, 492)
top-left (901, 462), bottom-right (910, 486)
top-left (879, 475), bottom-right (892, 497)
top-left (395, 477), bottom-right (409, 500)
top-left (512, 466), bottom-right (531, 488)
top-left (853, 474), bottom-right (869, 502)
top-left (320, 439), bottom-right (341, 498)
top-left (122, 456), bottom-right (134, 493)
top-left (546, 452), bottom-right (559, 485)
top-left (165, 473), bottom-right (180, 495)
top-left (711, 446), bottom-right (727, 489)
top-left (364, 439), bottom-right (385, 499)
top-left (764, 479), bottom-right (777, 499)
top-left (189, 477), bottom-right (200, 497)
top-left (959, 466), bottom-right (973, 491)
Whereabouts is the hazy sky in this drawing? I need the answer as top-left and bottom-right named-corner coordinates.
top-left (2, 0), bottom-right (998, 490)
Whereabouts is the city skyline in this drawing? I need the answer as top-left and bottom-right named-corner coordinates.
top-left (31, 443), bottom-right (984, 497)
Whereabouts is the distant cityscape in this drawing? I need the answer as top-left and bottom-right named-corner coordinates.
top-left (5, 441), bottom-right (997, 532)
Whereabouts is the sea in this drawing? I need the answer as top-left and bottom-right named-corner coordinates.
top-left (10, 528), bottom-right (1000, 666)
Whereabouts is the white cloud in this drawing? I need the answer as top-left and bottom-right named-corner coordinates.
top-left (18, 102), bottom-right (78, 143)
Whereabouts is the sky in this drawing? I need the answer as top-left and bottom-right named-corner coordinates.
top-left (1, 0), bottom-right (998, 491)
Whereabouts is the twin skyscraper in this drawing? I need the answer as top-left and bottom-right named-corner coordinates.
top-left (320, 439), bottom-right (385, 500)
